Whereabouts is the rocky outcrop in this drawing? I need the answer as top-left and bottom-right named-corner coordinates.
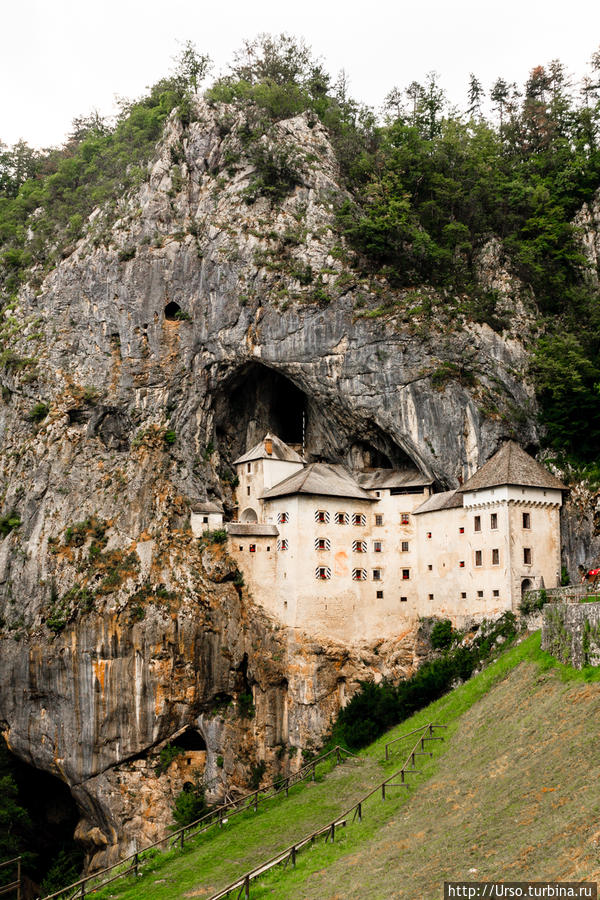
top-left (0, 98), bottom-right (550, 869)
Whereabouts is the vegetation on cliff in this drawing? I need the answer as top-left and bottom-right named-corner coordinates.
top-left (1, 36), bottom-right (600, 462)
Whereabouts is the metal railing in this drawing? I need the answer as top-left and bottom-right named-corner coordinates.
top-left (38, 745), bottom-right (360, 900)
top-left (0, 857), bottom-right (21, 899)
top-left (205, 722), bottom-right (446, 900)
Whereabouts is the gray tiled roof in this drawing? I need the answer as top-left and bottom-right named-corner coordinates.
top-left (357, 469), bottom-right (433, 490)
top-left (190, 500), bottom-right (223, 514)
top-left (458, 441), bottom-right (566, 493)
top-left (413, 490), bottom-right (464, 515)
top-left (226, 523), bottom-right (279, 536)
top-left (261, 463), bottom-right (377, 502)
top-left (234, 433), bottom-right (304, 465)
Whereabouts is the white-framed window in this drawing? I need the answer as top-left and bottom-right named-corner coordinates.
top-left (400, 596), bottom-right (408, 602)
top-left (524, 547), bottom-right (532, 565)
top-left (249, 544), bottom-right (256, 553)
top-left (315, 537), bottom-right (331, 551)
top-left (375, 514), bottom-right (384, 526)
top-left (315, 510), bottom-right (330, 524)
top-left (492, 548), bottom-right (500, 565)
top-left (401, 541), bottom-right (409, 552)
top-left (376, 590), bottom-right (384, 599)
top-left (278, 511), bottom-right (289, 524)
top-left (352, 568), bottom-right (367, 581)
top-left (335, 511), bottom-right (348, 525)
top-left (401, 513), bottom-right (409, 525)
top-left (459, 560), bottom-right (465, 568)
top-left (477, 589), bottom-right (484, 598)
top-left (372, 568), bottom-right (382, 581)
top-left (474, 515), bottom-right (481, 532)
top-left (523, 512), bottom-right (531, 529)
top-left (402, 569), bottom-right (410, 580)
top-left (277, 539), bottom-right (288, 551)
top-left (202, 516), bottom-right (209, 524)
top-left (315, 566), bottom-right (331, 580)
top-left (475, 549), bottom-right (482, 567)
top-left (493, 589), bottom-right (499, 597)
top-left (490, 513), bottom-right (498, 530)
top-left (352, 540), bottom-right (367, 553)
top-left (373, 540), bottom-right (383, 553)
top-left (352, 512), bottom-right (366, 526)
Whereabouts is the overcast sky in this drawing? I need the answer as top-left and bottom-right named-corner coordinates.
top-left (2, 0), bottom-right (600, 148)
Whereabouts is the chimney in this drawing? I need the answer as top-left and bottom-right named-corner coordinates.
top-left (265, 437), bottom-right (273, 456)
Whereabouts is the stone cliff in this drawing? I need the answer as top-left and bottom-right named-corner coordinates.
top-left (0, 98), bottom-right (576, 869)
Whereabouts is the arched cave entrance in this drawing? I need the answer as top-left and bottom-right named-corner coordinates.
top-left (212, 361), bottom-right (423, 477)
top-left (164, 301), bottom-right (182, 321)
top-left (172, 729), bottom-right (207, 752)
top-left (1, 742), bottom-right (83, 895)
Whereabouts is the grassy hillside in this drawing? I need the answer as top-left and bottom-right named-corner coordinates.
top-left (83, 632), bottom-right (600, 900)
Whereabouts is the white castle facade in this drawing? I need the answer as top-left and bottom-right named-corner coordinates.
top-left (195, 435), bottom-right (565, 644)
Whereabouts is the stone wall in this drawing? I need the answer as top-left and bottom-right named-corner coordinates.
top-left (541, 602), bottom-right (600, 668)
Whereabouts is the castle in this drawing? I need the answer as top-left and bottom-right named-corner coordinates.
top-left (195, 435), bottom-right (566, 644)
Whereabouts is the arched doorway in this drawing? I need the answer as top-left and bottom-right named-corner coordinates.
top-left (521, 578), bottom-right (533, 599)
top-left (240, 507), bottom-right (258, 523)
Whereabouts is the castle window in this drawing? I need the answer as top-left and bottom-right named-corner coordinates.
top-left (524, 547), bottom-right (532, 565)
top-left (277, 539), bottom-right (288, 551)
top-left (401, 541), bottom-right (409, 552)
top-left (400, 596), bottom-right (408, 602)
top-left (352, 513), bottom-right (366, 526)
top-left (428, 564), bottom-right (432, 571)
top-left (376, 590), bottom-right (384, 599)
top-left (426, 532), bottom-right (432, 539)
top-left (474, 515), bottom-right (481, 532)
top-left (315, 566), bottom-right (331, 580)
top-left (250, 544), bottom-right (256, 553)
top-left (373, 540), bottom-right (383, 553)
top-left (493, 589), bottom-right (499, 597)
top-left (352, 540), bottom-right (367, 553)
top-left (278, 511), bottom-right (289, 524)
top-left (459, 527), bottom-right (465, 534)
top-left (266, 546), bottom-right (270, 552)
top-left (475, 550), bottom-right (482, 567)
top-left (459, 560), bottom-right (465, 568)
top-left (335, 512), bottom-right (348, 525)
top-left (492, 548), bottom-right (500, 566)
top-left (375, 514), bottom-right (383, 526)
top-left (523, 512), bottom-right (531, 529)
top-left (239, 546), bottom-right (244, 551)
top-left (372, 569), bottom-right (382, 581)
top-left (247, 463), bottom-right (252, 473)
top-left (315, 510), bottom-right (330, 524)
top-left (461, 592), bottom-right (467, 599)
top-left (490, 513), bottom-right (498, 530)
top-left (315, 537), bottom-right (331, 551)
top-left (402, 569), bottom-right (410, 580)
top-left (247, 486), bottom-right (251, 496)
top-left (401, 513), bottom-right (409, 525)
top-left (477, 590), bottom-right (484, 598)
top-left (428, 593), bottom-right (434, 601)
top-left (352, 568), bottom-right (367, 581)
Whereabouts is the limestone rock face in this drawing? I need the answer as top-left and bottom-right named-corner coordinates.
top-left (0, 98), bottom-right (554, 869)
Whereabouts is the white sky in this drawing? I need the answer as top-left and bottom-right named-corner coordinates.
top-left (2, 0), bottom-right (600, 148)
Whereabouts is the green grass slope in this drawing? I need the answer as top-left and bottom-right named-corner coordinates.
top-left (91, 633), bottom-right (600, 900)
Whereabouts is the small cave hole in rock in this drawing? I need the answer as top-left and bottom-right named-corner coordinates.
top-left (164, 301), bottom-right (182, 321)
top-left (0, 741), bottom-right (83, 896)
top-left (172, 729), bottom-right (207, 752)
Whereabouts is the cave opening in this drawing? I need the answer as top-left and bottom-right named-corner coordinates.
top-left (212, 361), bottom-right (427, 479)
top-left (0, 741), bottom-right (83, 896)
top-left (214, 363), bottom-right (307, 463)
top-left (172, 730), bottom-right (207, 752)
top-left (164, 301), bottom-right (182, 321)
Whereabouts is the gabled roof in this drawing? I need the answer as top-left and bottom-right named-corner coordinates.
top-left (413, 490), bottom-right (464, 515)
top-left (357, 469), bottom-right (433, 490)
top-left (261, 463), bottom-right (376, 502)
top-left (458, 441), bottom-right (566, 493)
top-left (233, 433), bottom-right (304, 465)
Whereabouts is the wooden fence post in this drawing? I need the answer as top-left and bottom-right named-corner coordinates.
top-left (336, 746), bottom-right (340, 765)
top-left (382, 783), bottom-right (386, 801)
top-left (285, 777), bottom-right (289, 797)
top-left (312, 762), bottom-right (316, 781)
top-left (357, 802), bottom-right (362, 822)
top-left (244, 874), bottom-right (250, 898)
top-left (291, 845), bottom-right (296, 867)
top-left (180, 828), bottom-right (185, 849)
top-left (133, 852), bottom-right (139, 877)
top-left (254, 791), bottom-right (258, 812)
top-left (17, 858), bottom-right (21, 900)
